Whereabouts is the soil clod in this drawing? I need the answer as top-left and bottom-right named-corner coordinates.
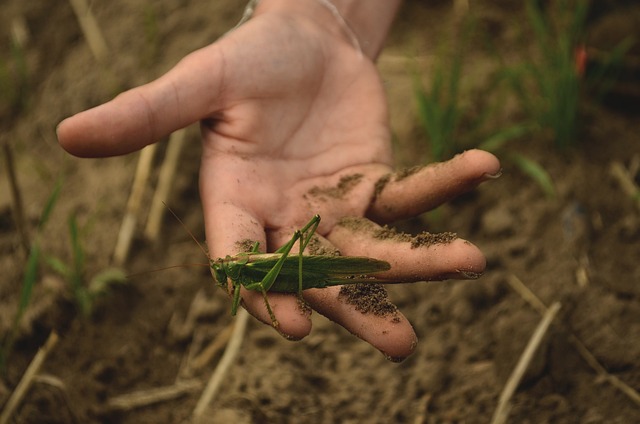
top-left (337, 216), bottom-right (457, 248)
top-left (306, 235), bottom-right (340, 256)
top-left (235, 239), bottom-right (257, 253)
top-left (373, 173), bottom-right (392, 197)
top-left (339, 283), bottom-right (400, 320)
top-left (395, 165), bottom-right (424, 181)
top-left (308, 173), bottom-right (364, 199)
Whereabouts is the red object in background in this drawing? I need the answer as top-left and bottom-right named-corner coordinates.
top-left (574, 44), bottom-right (588, 77)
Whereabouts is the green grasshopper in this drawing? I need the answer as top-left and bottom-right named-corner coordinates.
top-left (207, 215), bottom-right (391, 328)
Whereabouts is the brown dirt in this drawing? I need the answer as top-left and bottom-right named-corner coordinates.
top-left (373, 165), bottom-right (426, 198)
top-left (235, 239), bottom-right (257, 254)
top-left (338, 215), bottom-right (458, 247)
top-left (306, 235), bottom-right (340, 257)
top-left (395, 164), bottom-right (425, 181)
top-left (307, 173), bottom-right (364, 200)
top-left (1, 1), bottom-right (640, 423)
top-left (338, 283), bottom-right (400, 319)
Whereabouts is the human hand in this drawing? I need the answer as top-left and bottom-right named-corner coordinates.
top-left (57, 0), bottom-right (500, 361)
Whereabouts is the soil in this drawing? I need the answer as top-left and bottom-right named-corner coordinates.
top-left (338, 284), bottom-right (400, 320)
top-left (307, 173), bottom-right (365, 200)
top-left (337, 216), bottom-right (458, 248)
top-left (2, 1), bottom-right (640, 423)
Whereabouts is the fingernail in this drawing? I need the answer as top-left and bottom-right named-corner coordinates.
top-left (383, 354), bottom-right (408, 363)
top-left (482, 169), bottom-right (503, 180)
top-left (279, 331), bottom-right (304, 342)
top-left (456, 270), bottom-right (483, 279)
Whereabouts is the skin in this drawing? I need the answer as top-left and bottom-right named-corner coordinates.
top-left (56, 0), bottom-right (501, 361)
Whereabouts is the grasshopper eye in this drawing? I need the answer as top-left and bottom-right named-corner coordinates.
top-left (212, 265), bottom-right (227, 288)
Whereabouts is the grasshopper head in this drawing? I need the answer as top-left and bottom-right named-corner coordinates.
top-left (210, 260), bottom-right (228, 289)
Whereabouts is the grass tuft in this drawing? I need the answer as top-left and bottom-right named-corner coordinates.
top-left (46, 213), bottom-right (126, 317)
top-left (0, 180), bottom-right (62, 372)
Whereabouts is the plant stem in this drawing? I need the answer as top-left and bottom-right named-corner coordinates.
top-left (0, 332), bottom-right (59, 424)
top-left (2, 141), bottom-right (29, 255)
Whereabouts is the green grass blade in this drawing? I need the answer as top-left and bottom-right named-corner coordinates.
top-left (510, 153), bottom-right (556, 198)
top-left (590, 37), bottom-right (636, 99)
top-left (478, 124), bottom-right (536, 152)
top-left (44, 255), bottom-right (71, 278)
top-left (17, 244), bottom-right (40, 325)
top-left (68, 213), bottom-right (92, 316)
top-left (0, 180), bottom-right (63, 370)
top-left (568, 0), bottom-right (588, 43)
top-left (38, 178), bottom-right (62, 231)
top-left (88, 268), bottom-right (127, 296)
top-left (68, 214), bottom-right (85, 280)
top-left (526, 0), bottom-right (552, 59)
top-left (0, 243), bottom-right (41, 371)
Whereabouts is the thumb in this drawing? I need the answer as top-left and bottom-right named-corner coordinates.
top-left (57, 44), bottom-right (225, 157)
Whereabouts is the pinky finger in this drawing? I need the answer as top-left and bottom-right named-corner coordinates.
top-left (366, 149), bottom-right (501, 224)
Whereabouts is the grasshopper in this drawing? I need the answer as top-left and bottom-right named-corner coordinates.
top-left (207, 215), bottom-right (390, 328)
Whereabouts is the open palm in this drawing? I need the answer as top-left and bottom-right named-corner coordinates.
top-left (58, 9), bottom-right (500, 360)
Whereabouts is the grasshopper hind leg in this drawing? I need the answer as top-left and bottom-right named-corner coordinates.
top-left (259, 287), bottom-right (279, 329)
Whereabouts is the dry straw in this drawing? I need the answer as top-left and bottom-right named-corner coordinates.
top-left (507, 274), bottom-right (640, 408)
top-left (192, 309), bottom-right (250, 420)
top-left (0, 332), bottom-right (59, 424)
top-left (491, 302), bottom-right (561, 424)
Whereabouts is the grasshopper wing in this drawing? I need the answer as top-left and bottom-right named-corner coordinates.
top-left (241, 255), bottom-right (390, 293)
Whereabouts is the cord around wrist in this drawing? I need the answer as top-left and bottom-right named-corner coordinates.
top-left (242, 0), bottom-right (363, 57)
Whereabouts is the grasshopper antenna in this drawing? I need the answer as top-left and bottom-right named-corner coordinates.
top-left (163, 201), bottom-right (210, 260)
top-left (127, 263), bottom-right (209, 279)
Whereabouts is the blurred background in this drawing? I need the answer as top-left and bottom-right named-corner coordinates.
top-left (1, 1), bottom-right (639, 422)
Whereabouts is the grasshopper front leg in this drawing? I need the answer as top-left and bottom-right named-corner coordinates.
top-left (296, 215), bottom-right (320, 295)
top-left (270, 214), bottom-right (320, 295)
top-left (246, 215), bottom-right (321, 328)
top-left (244, 230), bottom-right (301, 328)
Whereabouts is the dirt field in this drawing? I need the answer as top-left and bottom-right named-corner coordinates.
top-left (1, 1), bottom-right (639, 423)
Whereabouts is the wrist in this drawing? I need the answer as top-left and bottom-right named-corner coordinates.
top-left (327, 0), bottom-right (402, 59)
top-left (255, 0), bottom-right (360, 54)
